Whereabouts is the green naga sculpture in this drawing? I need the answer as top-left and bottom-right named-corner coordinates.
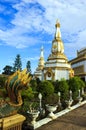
top-left (0, 69), bottom-right (31, 118)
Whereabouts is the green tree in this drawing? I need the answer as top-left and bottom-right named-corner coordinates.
top-left (30, 79), bottom-right (38, 91)
top-left (26, 60), bottom-right (31, 73)
top-left (13, 54), bottom-right (22, 72)
top-left (38, 81), bottom-right (54, 99)
top-left (2, 65), bottom-right (13, 75)
top-left (68, 77), bottom-right (85, 99)
top-left (52, 80), bottom-right (59, 93)
top-left (57, 79), bottom-right (69, 100)
top-left (21, 87), bottom-right (34, 100)
top-left (78, 77), bottom-right (85, 89)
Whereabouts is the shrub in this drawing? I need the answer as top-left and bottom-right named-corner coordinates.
top-left (57, 79), bottom-right (69, 100)
top-left (30, 79), bottom-right (37, 91)
top-left (68, 77), bottom-right (85, 99)
top-left (45, 93), bottom-right (58, 105)
top-left (52, 80), bottom-right (59, 93)
top-left (21, 87), bottom-right (34, 100)
top-left (38, 81), bottom-right (54, 99)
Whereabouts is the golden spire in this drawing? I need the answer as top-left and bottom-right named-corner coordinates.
top-left (40, 46), bottom-right (44, 58)
top-left (55, 19), bottom-right (60, 28)
top-left (55, 19), bottom-right (61, 39)
top-left (52, 20), bottom-right (64, 54)
top-left (38, 46), bottom-right (45, 68)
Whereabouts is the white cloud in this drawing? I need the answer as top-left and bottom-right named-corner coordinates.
top-left (64, 30), bottom-right (86, 60)
top-left (0, 26), bottom-right (40, 48)
top-left (12, 1), bottom-right (52, 33)
top-left (24, 56), bottom-right (39, 61)
top-left (10, 0), bottom-right (86, 36)
top-left (0, 0), bottom-right (86, 56)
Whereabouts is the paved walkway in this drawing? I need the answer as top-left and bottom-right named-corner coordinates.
top-left (37, 104), bottom-right (86, 130)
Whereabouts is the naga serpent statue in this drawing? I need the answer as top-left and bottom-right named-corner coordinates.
top-left (0, 69), bottom-right (31, 118)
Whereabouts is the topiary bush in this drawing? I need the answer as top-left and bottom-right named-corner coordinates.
top-left (21, 87), bottom-right (34, 100)
top-left (55, 79), bottom-right (69, 100)
top-left (37, 80), bottom-right (54, 99)
top-left (68, 77), bottom-right (85, 100)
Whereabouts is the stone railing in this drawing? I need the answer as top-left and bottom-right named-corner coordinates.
top-left (27, 100), bottom-right (86, 130)
top-left (27, 90), bottom-right (86, 130)
top-left (0, 114), bottom-right (25, 130)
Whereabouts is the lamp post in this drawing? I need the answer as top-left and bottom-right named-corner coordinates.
top-left (78, 89), bottom-right (80, 98)
top-left (38, 93), bottom-right (42, 111)
top-left (81, 87), bottom-right (84, 95)
top-left (69, 90), bottom-right (72, 101)
top-left (58, 92), bottom-right (61, 106)
top-left (78, 89), bottom-right (82, 103)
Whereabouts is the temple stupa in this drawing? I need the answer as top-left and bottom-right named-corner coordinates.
top-left (34, 20), bottom-right (74, 80)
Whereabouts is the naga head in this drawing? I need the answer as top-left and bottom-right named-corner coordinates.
top-left (5, 69), bottom-right (32, 106)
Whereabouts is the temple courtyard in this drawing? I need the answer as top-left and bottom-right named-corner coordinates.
top-left (37, 104), bottom-right (86, 130)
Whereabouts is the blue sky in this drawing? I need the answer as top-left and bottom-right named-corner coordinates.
top-left (0, 0), bottom-right (86, 73)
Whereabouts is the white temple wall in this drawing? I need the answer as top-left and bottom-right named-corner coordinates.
top-left (55, 70), bottom-right (69, 80)
top-left (38, 75), bottom-right (42, 80)
top-left (46, 76), bottom-right (52, 80)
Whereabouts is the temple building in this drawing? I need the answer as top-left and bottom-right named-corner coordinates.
top-left (69, 48), bottom-right (86, 81)
top-left (34, 46), bottom-right (45, 80)
top-left (34, 20), bottom-right (74, 81)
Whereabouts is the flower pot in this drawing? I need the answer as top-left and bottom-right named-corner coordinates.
top-left (27, 110), bottom-right (39, 125)
top-left (78, 97), bottom-right (83, 104)
top-left (46, 104), bottom-right (57, 119)
top-left (65, 100), bottom-right (73, 109)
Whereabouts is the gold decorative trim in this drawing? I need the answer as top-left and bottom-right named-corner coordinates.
top-left (0, 114), bottom-right (25, 130)
top-left (44, 66), bottom-right (71, 70)
top-left (75, 73), bottom-right (86, 76)
top-left (48, 56), bottom-right (68, 61)
top-left (69, 55), bottom-right (86, 64)
top-left (69, 69), bottom-right (74, 78)
top-left (55, 22), bottom-right (60, 28)
top-left (44, 68), bottom-right (55, 80)
top-left (45, 61), bottom-right (69, 64)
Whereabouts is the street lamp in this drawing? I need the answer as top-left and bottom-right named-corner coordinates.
top-left (38, 93), bottom-right (42, 111)
top-left (58, 92), bottom-right (61, 106)
top-left (69, 90), bottom-right (72, 101)
top-left (78, 89), bottom-right (80, 98)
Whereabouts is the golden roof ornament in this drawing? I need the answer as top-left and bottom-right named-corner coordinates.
top-left (55, 19), bottom-right (61, 39)
top-left (55, 19), bottom-right (60, 28)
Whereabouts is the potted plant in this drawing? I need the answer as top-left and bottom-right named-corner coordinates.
top-left (27, 103), bottom-right (39, 125)
top-left (45, 93), bottom-right (58, 119)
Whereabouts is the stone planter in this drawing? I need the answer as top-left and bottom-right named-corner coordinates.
top-left (46, 104), bottom-right (57, 119)
top-left (65, 100), bottom-right (73, 109)
top-left (27, 110), bottom-right (39, 125)
top-left (78, 97), bottom-right (83, 104)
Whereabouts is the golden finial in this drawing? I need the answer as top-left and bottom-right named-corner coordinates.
top-left (55, 19), bottom-right (60, 28)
